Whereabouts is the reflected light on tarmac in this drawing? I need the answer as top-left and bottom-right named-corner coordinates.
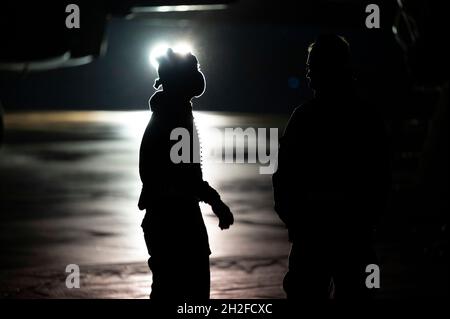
top-left (117, 110), bottom-right (233, 149)
top-left (1, 110), bottom-right (287, 267)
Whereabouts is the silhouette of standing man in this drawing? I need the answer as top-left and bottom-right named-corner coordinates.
top-left (273, 35), bottom-right (389, 300)
top-left (138, 48), bottom-right (234, 300)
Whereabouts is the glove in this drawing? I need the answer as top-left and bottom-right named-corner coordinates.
top-left (211, 200), bottom-right (234, 230)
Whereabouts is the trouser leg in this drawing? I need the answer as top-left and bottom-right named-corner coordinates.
top-left (331, 237), bottom-right (378, 301)
top-left (284, 242), bottom-right (332, 300)
top-left (144, 228), bottom-right (210, 300)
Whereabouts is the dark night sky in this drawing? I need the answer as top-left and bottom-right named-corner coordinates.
top-left (0, 3), bottom-right (406, 114)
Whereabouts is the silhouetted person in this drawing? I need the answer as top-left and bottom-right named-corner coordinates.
top-left (273, 35), bottom-right (390, 300)
top-left (138, 48), bottom-right (234, 300)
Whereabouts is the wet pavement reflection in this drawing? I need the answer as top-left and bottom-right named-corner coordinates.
top-left (0, 111), bottom-right (289, 298)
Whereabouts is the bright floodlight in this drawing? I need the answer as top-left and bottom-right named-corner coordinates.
top-left (172, 42), bottom-right (193, 55)
top-left (149, 42), bottom-right (194, 68)
top-left (149, 43), bottom-right (169, 68)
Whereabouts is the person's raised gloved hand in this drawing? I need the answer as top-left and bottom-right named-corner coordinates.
top-left (211, 200), bottom-right (234, 230)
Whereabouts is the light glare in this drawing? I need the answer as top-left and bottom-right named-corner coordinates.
top-left (149, 42), bottom-right (194, 69)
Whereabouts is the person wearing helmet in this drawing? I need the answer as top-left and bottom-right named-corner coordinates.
top-left (138, 48), bottom-right (234, 300)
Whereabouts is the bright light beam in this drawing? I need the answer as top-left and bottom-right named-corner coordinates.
top-left (149, 43), bottom-right (170, 69)
top-left (172, 42), bottom-right (193, 55)
top-left (148, 42), bottom-right (194, 69)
